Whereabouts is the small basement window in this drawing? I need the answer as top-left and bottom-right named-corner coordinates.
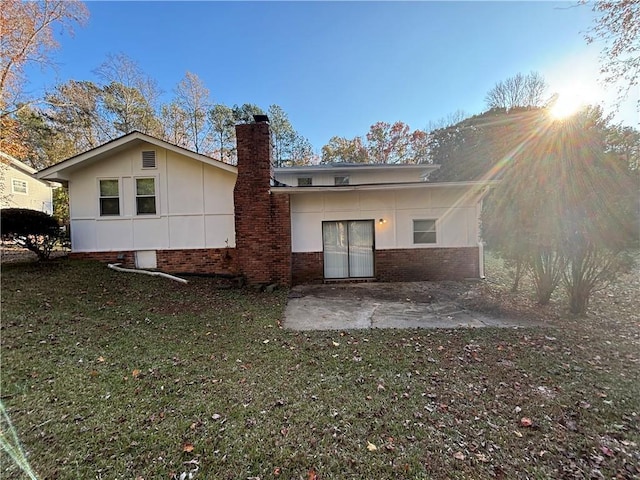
top-left (297, 177), bottom-right (312, 186)
top-left (413, 219), bottom-right (437, 244)
top-left (334, 175), bottom-right (349, 185)
top-left (11, 179), bottom-right (28, 194)
top-left (136, 178), bottom-right (156, 215)
top-left (99, 179), bottom-right (120, 216)
top-left (142, 151), bottom-right (157, 169)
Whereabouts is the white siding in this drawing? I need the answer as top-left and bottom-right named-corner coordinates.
top-left (289, 186), bottom-right (482, 252)
top-left (0, 163), bottom-right (54, 214)
top-left (276, 167), bottom-right (429, 186)
top-left (68, 142), bottom-right (236, 252)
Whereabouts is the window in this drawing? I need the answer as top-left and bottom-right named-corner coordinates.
top-left (334, 175), bottom-right (349, 185)
top-left (99, 179), bottom-right (120, 216)
top-left (142, 151), bottom-right (157, 169)
top-left (413, 219), bottom-right (436, 244)
top-left (297, 177), bottom-right (312, 186)
top-left (136, 178), bottom-right (156, 215)
top-left (11, 179), bottom-right (28, 194)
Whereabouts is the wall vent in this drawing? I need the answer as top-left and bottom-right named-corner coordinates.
top-left (142, 151), bottom-right (156, 168)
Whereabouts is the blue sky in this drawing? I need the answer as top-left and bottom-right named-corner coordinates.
top-left (26, 1), bottom-right (639, 152)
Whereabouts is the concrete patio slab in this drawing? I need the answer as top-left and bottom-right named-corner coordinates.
top-left (283, 282), bottom-right (542, 331)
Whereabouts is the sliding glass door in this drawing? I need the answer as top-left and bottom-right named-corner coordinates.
top-left (322, 220), bottom-right (374, 279)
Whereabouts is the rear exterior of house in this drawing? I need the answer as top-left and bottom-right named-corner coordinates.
top-left (37, 122), bottom-right (487, 285)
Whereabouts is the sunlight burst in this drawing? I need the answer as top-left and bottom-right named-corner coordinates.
top-left (549, 83), bottom-right (601, 120)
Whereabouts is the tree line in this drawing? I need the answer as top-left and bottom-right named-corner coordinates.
top-left (11, 54), bottom-right (316, 169)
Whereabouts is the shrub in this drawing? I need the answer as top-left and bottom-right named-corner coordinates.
top-left (1, 208), bottom-right (61, 260)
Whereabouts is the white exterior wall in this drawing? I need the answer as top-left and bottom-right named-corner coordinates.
top-left (289, 187), bottom-right (481, 252)
top-left (276, 168), bottom-right (428, 186)
top-left (0, 163), bottom-right (54, 214)
top-left (68, 143), bottom-right (236, 252)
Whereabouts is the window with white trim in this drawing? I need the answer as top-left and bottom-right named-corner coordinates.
top-left (413, 219), bottom-right (436, 244)
top-left (99, 179), bottom-right (120, 216)
top-left (135, 178), bottom-right (156, 215)
top-left (297, 177), bottom-right (312, 186)
top-left (11, 179), bottom-right (28, 194)
top-left (334, 175), bottom-right (349, 185)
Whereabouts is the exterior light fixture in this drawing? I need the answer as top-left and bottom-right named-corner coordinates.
top-left (379, 218), bottom-right (386, 224)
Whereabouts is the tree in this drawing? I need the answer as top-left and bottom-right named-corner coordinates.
top-left (13, 106), bottom-right (76, 168)
top-left (208, 104), bottom-right (236, 163)
top-left (288, 133), bottom-right (317, 166)
top-left (95, 53), bottom-right (161, 136)
top-left (0, 0), bottom-right (88, 157)
top-left (485, 72), bottom-right (548, 110)
top-left (0, 0), bottom-right (88, 109)
top-left (428, 108), bottom-right (547, 182)
top-left (174, 72), bottom-right (211, 154)
top-left (231, 103), bottom-right (265, 124)
top-left (321, 136), bottom-right (369, 164)
top-left (160, 101), bottom-right (189, 147)
top-left (268, 105), bottom-right (295, 166)
top-left (45, 79), bottom-right (111, 153)
top-left (321, 121), bottom-right (430, 165)
top-left (0, 208), bottom-right (61, 260)
top-left (482, 106), bottom-right (637, 313)
top-left (586, 0), bottom-right (640, 102)
top-left (366, 121), bottom-right (412, 164)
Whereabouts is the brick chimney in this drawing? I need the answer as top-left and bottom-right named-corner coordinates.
top-left (234, 118), bottom-right (291, 286)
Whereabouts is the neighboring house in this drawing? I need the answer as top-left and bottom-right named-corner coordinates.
top-left (0, 151), bottom-right (56, 215)
top-left (36, 120), bottom-right (490, 285)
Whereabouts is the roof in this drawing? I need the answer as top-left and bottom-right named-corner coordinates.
top-left (35, 131), bottom-right (238, 181)
top-left (271, 180), bottom-right (496, 194)
top-left (1, 151), bottom-right (38, 175)
top-left (274, 163), bottom-right (440, 175)
top-left (1, 151), bottom-right (60, 187)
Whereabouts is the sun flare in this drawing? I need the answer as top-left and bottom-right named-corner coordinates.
top-left (550, 93), bottom-right (585, 119)
top-left (549, 83), bottom-right (601, 120)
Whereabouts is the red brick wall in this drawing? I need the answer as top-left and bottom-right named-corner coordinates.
top-left (70, 251), bottom-right (135, 267)
top-left (288, 247), bottom-right (480, 284)
top-left (292, 252), bottom-right (324, 284)
top-left (156, 248), bottom-right (236, 275)
top-left (375, 247), bottom-right (480, 281)
top-left (70, 248), bottom-right (237, 275)
top-left (234, 122), bottom-right (292, 285)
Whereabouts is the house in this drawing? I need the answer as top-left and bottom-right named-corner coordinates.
top-left (36, 119), bottom-right (490, 285)
top-left (1, 151), bottom-right (57, 215)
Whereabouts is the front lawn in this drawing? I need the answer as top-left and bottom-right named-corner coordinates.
top-left (1, 258), bottom-right (639, 479)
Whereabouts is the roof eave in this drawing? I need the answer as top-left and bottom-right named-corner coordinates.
top-left (271, 180), bottom-right (498, 194)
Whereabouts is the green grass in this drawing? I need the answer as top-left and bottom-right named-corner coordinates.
top-left (1, 257), bottom-right (639, 479)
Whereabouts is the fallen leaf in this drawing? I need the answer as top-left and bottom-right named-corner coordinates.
top-left (332, 341), bottom-right (340, 347)
top-left (97, 356), bottom-right (105, 362)
top-left (520, 417), bottom-right (533, 427)
top-left (600, 445), bottom-right (614, 457)
top-left (307, 468), bottom-right (318, 480)
top-left (132, 369), bottom-right (141, 378)
top-left (367, 441), bottom-right (377, 451)
top-left (453, 451), bottom-right (465, 460)
top-left (273, 466), bottom-right (281, 476)
top-left (513, 430), bottom-right (523, 438)
top-left (182, 442), bottom-right (194, 453)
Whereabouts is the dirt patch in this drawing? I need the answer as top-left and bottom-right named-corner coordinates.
top-left (0, 246), bottom-right (68, 264)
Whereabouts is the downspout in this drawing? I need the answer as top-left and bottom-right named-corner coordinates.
top-left (107, 263), bottom-right (188, 283)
